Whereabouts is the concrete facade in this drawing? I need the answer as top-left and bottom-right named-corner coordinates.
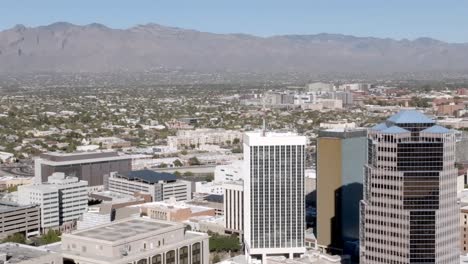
top-left (35, 151), bottom-right (132, 186)
top-left (223, 180), bottom-right (244, 234)
top-left (18, 172), bottom-right (88, 230)
top-left (107, 171), bottom-right (191, 202)
top-left (243, 132), bottom-right (306, 262)
top-left (0, 243), bottom-right (63, 264)
top-left (0, 202), bottom-right (40, 238)
top-left (61, 218), bottom-right (209, 264)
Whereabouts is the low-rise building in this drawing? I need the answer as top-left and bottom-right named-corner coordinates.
top-left (195, 181), bottom-right (224, 195)
top-left (0, 202), bottom-right (40, 238)
top-left (140, 199), bottom-right (215, 222)
top-left (77, 191), bottom-right (145, 230)
top-left (35, 151), bottom-right (132, 186)
top-left (223, 180), bottom-right (244, 234)
top-left (61, 217), bottom-right (209, 264)
top-left (0, 176), bottom-right (34, 191)
top-left (18, 172), bottom-right (88, 231)
top-left (107, 170), bottom-right (191, 202)
top-left (214, 161), bottom-right (243, 183)
top-left (0, 243), bottom-right (63, 264)
top-left (461, 206), bottom-right (468, 254)
top-left (167, 128), bottom-right (242, 150)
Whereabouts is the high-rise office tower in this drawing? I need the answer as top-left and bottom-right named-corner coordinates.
top-left (316, 128), bottom-right (367, 253)
top-left (361, 110), bottom-right (460, 264)
top-left (244, 132), bottom-right (306, 262)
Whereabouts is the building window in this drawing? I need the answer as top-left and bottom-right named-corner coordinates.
top-left (179, 246), bottom-right (189, 264)
top-left (192, 242), bottom-right (201, 264)
top-left (152, 254), bottom-right (162, 264)
top-left (137, 259), bottom-right (147, 264)
top-left (166, 250), bottom-right (176, 264)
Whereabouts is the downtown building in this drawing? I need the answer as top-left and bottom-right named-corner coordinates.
top-left (361, 110), bottom-right (460, 263)
top-left (35, 151), bottom-right (132, 187)
top-left (316, 128), bottom-right (367, 255)
top-left (243, 131), bottom-right (306, 262)
top-left (18, 172), bottom-right (88, 231)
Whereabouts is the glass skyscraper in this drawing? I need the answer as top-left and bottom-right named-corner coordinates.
top-left (361, 110), bottom-right (459, 264)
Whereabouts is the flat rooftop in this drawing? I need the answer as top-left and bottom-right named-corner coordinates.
top-left (119, 169), bottom-right (177, 184)
top-left (0, 243), bottom-right (53, 263)
top-left (0, 202), bottom-right (37, 214)
top-left (71, 218), bottom-right (179, 242)
top-left (39, 151), bottom-right (131, 165)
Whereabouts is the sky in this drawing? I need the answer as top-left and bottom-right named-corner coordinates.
top-left (2, 0), bottom-right (468, 42)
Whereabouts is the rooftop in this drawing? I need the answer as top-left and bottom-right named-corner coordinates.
top-left (421, 125), bottom-right (452, 134)
top-left (0, 202), bottom-right (38, 213)
top-left (387, 110), bottom-right (434, 124)
top-left (0, 243), bottom-right (56, 263)
top-left (70, 218), bottom-right (179, 242)
top-left (120, 169), bottom-right (177, 184)
top-left (381, 125), bottom-right (410, 134)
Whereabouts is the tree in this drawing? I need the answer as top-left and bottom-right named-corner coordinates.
top-left (6, 185), bottom-right (18, 193)
top-left (173, 159), bottom-right (183, 167)
top-left (183, 171), bottom-right (194, 177)
top-left (205, 175), bottom-right (214, 182)
top-left (213, 255), bottom-right (221, 263)
top-left (2, 233), bottom-right (26, 244)
top-left (231, 146), bottom-right (242, 153)
top-left (232, 138), bottom-right (240, 144)
top-left (158, 163), bottom-right (168, 168)
top-left (39, 229), bottom-right (61, 245)
top-left (209, 234), bottom-right (241, 252)
top-left (188, 156), bottom-right (201, 166)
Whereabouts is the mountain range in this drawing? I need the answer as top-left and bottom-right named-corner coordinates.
top-left (1, 22), bottom-right (468, 74)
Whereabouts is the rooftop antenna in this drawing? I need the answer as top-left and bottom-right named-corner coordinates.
top-left (262, 96), bottom-right (267, 136)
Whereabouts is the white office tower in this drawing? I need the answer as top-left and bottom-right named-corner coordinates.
top-left (244, 131), bottom-right (306, 263)
top-left (18, 172), bottom-right (88, 230)
top-left (361, 110), bottom-right (459, 264)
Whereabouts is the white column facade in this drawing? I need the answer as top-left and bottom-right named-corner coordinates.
top-left (243, 132), bottom-right (306, 262)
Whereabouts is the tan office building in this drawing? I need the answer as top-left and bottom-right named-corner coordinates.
top-left (316, 128), bottom-right (367, 253)
top-left (61, 217), bottom-right (209, 264)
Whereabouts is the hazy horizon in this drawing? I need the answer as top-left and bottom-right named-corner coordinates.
top-left (2, 0), bottom-right (468, 42)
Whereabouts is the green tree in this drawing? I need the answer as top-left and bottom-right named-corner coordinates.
top-left (232, 138), bottom-right (240, 144)
top-left (209, 234), bottom-right (241, 252)
top-left (188, 157), bottom-right (201, 166)
top-left (158, 163), bottom-right (168, 168)
top-left (39, 229), bottom-right (61, 245)
top-left (204, 174), bottom-right (214, 182)
top-left (6, 185), bottom-right (18, 193)
top-left (2, 233), bottom-right (26, 244)
top-left (173, 159), bottom-right (183, 167)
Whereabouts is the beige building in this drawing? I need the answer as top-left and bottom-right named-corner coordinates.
top-left (0, 176), bottom-right (34, 191)
top-left (316, 129), bottom-right (367, 252)
top-left (61, 217), bottom-right (209, 264)
top-left (461, 206), bottom-right (468, 253)
top-left (0, 202), bottom-right (40, 238)
top-left (0, 243), bottom-right (63, 264)
top-left (141, 200), bottom-right (215, 222)
top-left (223, 180), bottom-right (244, 234)
top-left (168, 129), bottom-right (242, 150)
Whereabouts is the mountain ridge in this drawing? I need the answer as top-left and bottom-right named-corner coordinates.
top-left (1, 22), bottom-right (467, 74)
